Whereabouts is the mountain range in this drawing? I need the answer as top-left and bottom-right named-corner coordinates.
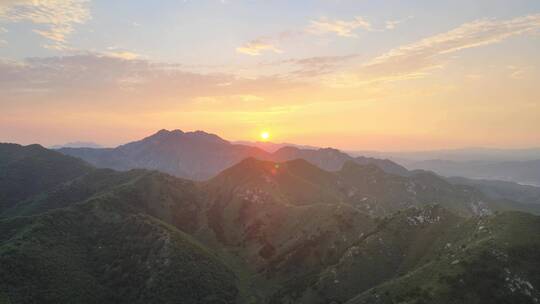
top-left (1, 142), bottom-right (540, 303)
top-left (50, 141), bottom-right (104, 149)
top-left (58, 129), bottom-right (410, 180)
top-left (352, 147), bottom-right (540, 162)
top-left (57, 130), bottom-right (540, 207)
top-left (232, 140), bottom-right (320, 153)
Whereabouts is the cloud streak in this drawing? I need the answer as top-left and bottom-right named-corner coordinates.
top-left (385, 16), bottom-right (413, 30)
top-left (0, 53), bottom-right (301, 113)
top-left (236, 16), bottom-right (375, 56)
top-left (362, 14), bottom-right (540, 80)
top-left (275, 54), bottom-right (359, 78)
top-left (311, 14), bottom-right (540, 87)
top-left (0, 0), bottom-right (90, 49)
top-left (307, 16), bottom-right (372, 37)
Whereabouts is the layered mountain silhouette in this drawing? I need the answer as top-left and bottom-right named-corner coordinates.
top-left (58, 129), bottom-right (410, 180)
top-left (2, 143), bottom-right (540, 303)
top-left (50, 141), bottom-right (104, 149)
top-left (408, 159), bottom-right (540, 187)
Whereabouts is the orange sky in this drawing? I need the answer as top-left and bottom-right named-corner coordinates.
top-left (1, 1), bottom-right (539, 150)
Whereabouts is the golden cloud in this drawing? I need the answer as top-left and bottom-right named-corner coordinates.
top-left (236, 39), bottom-right (283, 56)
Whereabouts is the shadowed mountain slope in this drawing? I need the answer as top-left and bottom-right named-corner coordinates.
top-left (0, 143), bottom-right (92, 213)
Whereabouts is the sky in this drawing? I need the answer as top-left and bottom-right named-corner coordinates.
top-left (1, 0), bottom-right (539, 151)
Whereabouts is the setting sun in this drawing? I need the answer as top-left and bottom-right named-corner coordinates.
top-left (260, 131), bottom-right (270, 141)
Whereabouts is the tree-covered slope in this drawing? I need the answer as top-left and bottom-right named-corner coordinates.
top-left (0, 168), bottom-right (144, 218)
top-left (345, 211), bottom-right (540, 304)
top-left (206, 158), bottom-right (494, 218)
top-left (0, 198), bottom-right (240, 304)
top-left (296, 206), bottom-right (463, 304)
top-left (0, 143), bottom-right (92, 213)
top-left (198, 158), bottom-right (534, 302)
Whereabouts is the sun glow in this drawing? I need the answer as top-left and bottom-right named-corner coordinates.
top-left (260, 131), bottom-right (270, 141)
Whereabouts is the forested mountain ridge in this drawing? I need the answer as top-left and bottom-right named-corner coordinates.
top-left (1, 143), bottom-right (539, 303)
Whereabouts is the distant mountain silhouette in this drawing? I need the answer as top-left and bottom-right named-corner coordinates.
top-left (50, 141), bottom-right (104, 149)
top-left (408, 159), bottom-right (540, 187)
top-left (233, 140), bottom-right (320, 153)
top-left (351, 147), bottom-right (540, 162)
top-left (58, 129), bottom-right (410, 180)
top-left (447, 176), bottom-right (540, 205)
top-left (59, 129), bottom-right (268, 180)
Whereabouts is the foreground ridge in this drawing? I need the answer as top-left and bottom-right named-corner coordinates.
top-left (0, 144), bottom-right (539, 303)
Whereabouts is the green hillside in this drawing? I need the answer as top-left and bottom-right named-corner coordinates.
top-left (1, 144), bottom-right (539, 304)
top-left (1, 169), bottom-right (142, 218)
top-left (0, 144), bottom-right (92, 213)
top-left (0, 197), bottom-right (239, 304)
top-left (346, 211), bottom-right (540, 304)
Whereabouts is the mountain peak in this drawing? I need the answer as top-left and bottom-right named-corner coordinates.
top-left (319, 147), bottom-right (342, 153)
top-left (211, 157), bottom-right (324, 184)
top-left (274, 146), bottom-right (300, 154)
top-left (143, 129), bottom-right (228, 145)
top-left (184, 130), bottom-right (229, 144)
top-left (154, 129), bottom-right (184, 136)
top-left (50, 141), bottom-right (103, 149)
top-left (225, 157), bottom-right (275, 172)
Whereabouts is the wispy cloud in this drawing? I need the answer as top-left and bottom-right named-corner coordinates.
top-left (104, 47), bottom-right (142, 60)
top-left (307, 16), bottom-right (372, 37)
top-left (351, 14), bottom-right (540, 85)
top-left (106, 51), bottom-right (141, 60)
top-left (385, 16), bottom-right (413, 30)
top-left (0, 0), bottom-right (90, 49)
top-left (0, 53), bottom-right (299, 111)
top-left (236, 16), bottom-right (379, 56)
top-left (507, 65), bottom-right (532, 79)
top-left (277, 54), bottom-right (359, 78)
top-left (236, 39), bottom-right (283, 56)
